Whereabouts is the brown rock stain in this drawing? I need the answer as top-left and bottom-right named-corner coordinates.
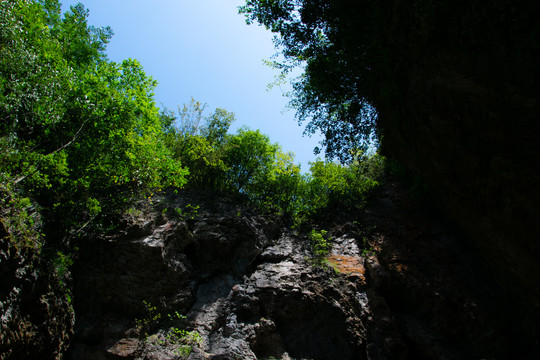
top-left (326, 254), bottom-right (365, 280)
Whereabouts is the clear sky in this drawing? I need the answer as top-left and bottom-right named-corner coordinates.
top-left (59, 0), bottom-right (323, 171)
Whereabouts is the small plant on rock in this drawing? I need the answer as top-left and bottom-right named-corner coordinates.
top-left (309, 229), bottom-right (332, 264)
top-left (174, 204), bottom-right (200, 220)
top-left (125, 207), bottom-right (143, 219)
top-left (135, 301), bottom-right (202, 357)
top-left (165, 326), bottom-right (203, 356)
top-left (135, 300), bottom-right (162, 336)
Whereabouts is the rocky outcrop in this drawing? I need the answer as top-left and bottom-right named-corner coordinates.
top-left (64, 187), bottom-right (516, 360)
top-left (188, 234), bottom-right (369, 360)
top-left (67, 202), bottom-right (373, 359)
top-left (67, 192), bottom-right (281, 359)
top-left (362, 181), bottom-right (523, 359)
top-left (67, 191), bottom-right (374, 360)
top-left (0, 233), bottom-right (74, 360)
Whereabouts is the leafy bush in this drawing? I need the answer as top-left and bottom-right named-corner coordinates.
top-left (171, 133), bottom-right (228, 190)
top-left (294, 153), bottom-right (385, 223)
top-left (165, 100), bottom-right (235, 190)
top-left (52, 250), bottom-right (74, 300)
top-left (174, 204), bottom-right (200, 220)
top-left (222, 127), bottom-right (279, 193)
top-left (135, 301), bottom-right (202, 357)
top-left (0, 173), bottom-right (43, 252)
top-left (248, 150), bottom-right (305, 218)
top-left (309, 229), bottom-right (332, 263)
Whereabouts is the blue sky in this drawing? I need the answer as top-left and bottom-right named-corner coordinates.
top-left (60, 0), bottom-right (323, 171)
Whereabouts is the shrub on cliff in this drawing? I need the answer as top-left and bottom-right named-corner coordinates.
top-left (294, 152), bottom-right (384, 223)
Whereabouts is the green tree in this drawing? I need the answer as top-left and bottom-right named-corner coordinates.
top-left (223, 128), bottom-right (279, 193)
top-left (170, 134), bottom-right (228, 190)
top-left (307, 159), bottom-right (352, 211)
top-left (300, 152), bottom-right (384, 220)
top-left (164, 100), bottom-right (236, 190)
top-left (0, 0), bottom-right (187, 240)
top-left (176, 97), bottom-right (207, 136)
top-left (201, 107), bottom-right (236, 145)
top-left (249, 149), bottom-right (304, 218)
top-left (239, 0), bottom-right (385, 162)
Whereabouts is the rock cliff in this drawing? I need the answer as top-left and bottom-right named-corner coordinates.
top-left (63, 186), bottom-right (517, 360)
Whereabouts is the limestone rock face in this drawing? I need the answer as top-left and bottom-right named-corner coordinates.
top-left (66, 192), bottom-right (378, 360)
top-left (66, 188), bottom-right (517, 360)
top-left (67, 192), bottom-right (281, 359)
top-left (190, 235), bottom-right (369, 360)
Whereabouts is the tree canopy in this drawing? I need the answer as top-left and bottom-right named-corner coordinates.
top-left (165, 99), bottom-right (384, 225)
top-left (240, 0), bottom-right (540, 164)
top-left (239, 0), bottom-right (386, 163)
top-left (1, 0), bottom-right (187, 244)
top-left (0, 0), bottom-right (386, 252)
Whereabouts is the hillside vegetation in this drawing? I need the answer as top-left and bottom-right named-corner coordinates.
top-left (0, 0), bottom-right (382, 265)
top-left (2, 0), bottom-right (539, 358)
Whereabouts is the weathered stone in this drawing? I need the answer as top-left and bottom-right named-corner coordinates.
top-left (61, 188), bottom-right (521, 360)
top-left (107, 338), bottom-right (139, 359)
top-left (0, 238), bottom-right (74, 360)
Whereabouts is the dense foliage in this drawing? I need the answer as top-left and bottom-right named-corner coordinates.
top-left (0, 0), bottom-right (187, 247)
top-left (165, 99), bottom-right (384, 225)
top-left (0, 0), bottom-right (385, 257)
top-left (239, 0), bottom-right (385, 163)
top-left (240, 0), bottom-right (538, 163)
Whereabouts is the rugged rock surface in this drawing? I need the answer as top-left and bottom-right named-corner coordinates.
top-left (67, 191), bottom-right (372, 360)
top-left (0, 231), bottom-right (74, 360)
top-left (65, 187), bottom-right (517, 360)
top-left (362, 182), bottom-right (521, 359)
top-left (189, 234), bottom-right (368, 360)
top-left (67, 192), bottom-right (280, 359)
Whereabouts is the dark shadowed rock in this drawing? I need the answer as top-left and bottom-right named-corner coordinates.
top-left (0, 237), bottom-right (74, 360)
top-left (63, 187), bottom-right (521, 360)
top-left (375, 2), bottom-right (540, 349)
